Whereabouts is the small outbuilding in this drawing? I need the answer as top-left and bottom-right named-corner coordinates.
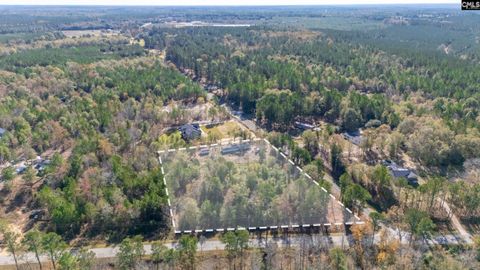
top-left (221, 143), bottom-right (251, 155)
top-left (0, 128), bottom-right (6, 138)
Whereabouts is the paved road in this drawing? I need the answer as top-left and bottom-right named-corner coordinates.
top-left (0, 231), bottom-right (471, 266)
top-left (0, 234), bottom-right (346, 265)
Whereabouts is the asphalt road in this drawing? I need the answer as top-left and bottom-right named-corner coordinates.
top-left (0, 231), bottom-right (470, 266)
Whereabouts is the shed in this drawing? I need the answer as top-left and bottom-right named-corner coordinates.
top-left (221, 143), bottom-right (251, 155)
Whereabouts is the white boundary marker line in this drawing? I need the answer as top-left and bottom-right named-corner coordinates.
top-left (172, 222), bottom-right (354, 234)
top-left (159, 136), bottom-right (364, 234)
top-left (158, 153), bottom-right (176, 231)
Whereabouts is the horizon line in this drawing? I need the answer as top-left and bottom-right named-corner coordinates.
top-left (0, 3), bottom-right (459, 7)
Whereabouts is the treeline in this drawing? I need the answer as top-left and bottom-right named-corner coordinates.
top-left (0, 44), bottom-right (145, 72)
top-left (158, 27), bottom-right (398, 129)
top-left (166, 151), bottom-right (332, 231)
top-left (142, 26), bottom-right (480, 169)
top-left (0, 57), bottom-right (207, 241)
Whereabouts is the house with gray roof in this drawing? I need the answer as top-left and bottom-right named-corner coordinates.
top-left (383, 160), bottom-right (418, 185)
top-left (178, 124), bottom-right (202, 141)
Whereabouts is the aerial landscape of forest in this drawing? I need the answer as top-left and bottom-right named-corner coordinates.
top-left (0, 3), bottom-right (479, 269)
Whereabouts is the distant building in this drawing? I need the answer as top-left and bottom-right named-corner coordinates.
top-left (221, 143), bottom-right (251, 155)
top-left (178, 124), bottom-right (202, 141)
top-left (383, 160), bottom-right (418, 185)
top-left (16, 165), bottom-right (27, 174)
top-left (342, 130), bottom-right (363, 146)
top-left (294, 121), bottom-right (316, 130)
top-left (0, 128), bottom-right (5, 138)
top-left (204, 84), bottom-right (219, 91)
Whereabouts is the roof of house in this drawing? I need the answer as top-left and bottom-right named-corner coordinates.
top-left (387, 164), bottom-right (417, 180)
top-left (0, 128), bottom-right (5, 135)
top-left (294, 121), bottom-right (315, 130)
top-left (342, 131), bottom-right (362, 145)
top-left (178, 124), bottom-right (201, 139)
top-left (390, 167), bottom-right (411, 178)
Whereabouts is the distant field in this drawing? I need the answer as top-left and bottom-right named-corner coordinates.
top-left (200, 121), bottom-right (246, 141)
top-left (62, 29), bottom-right (121, 38)
top-left (0, 32), bottom-right (48, 43)
top-left (268, 16), bottom-right (385, 31)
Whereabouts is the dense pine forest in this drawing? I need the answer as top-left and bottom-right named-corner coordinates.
top-left (0, 4), bottom-right (480, 269)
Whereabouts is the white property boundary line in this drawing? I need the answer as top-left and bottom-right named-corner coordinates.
top-left (157, 138), bottom-right (363, 234)
top-left (158, 155), bottom-right (176, 229)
